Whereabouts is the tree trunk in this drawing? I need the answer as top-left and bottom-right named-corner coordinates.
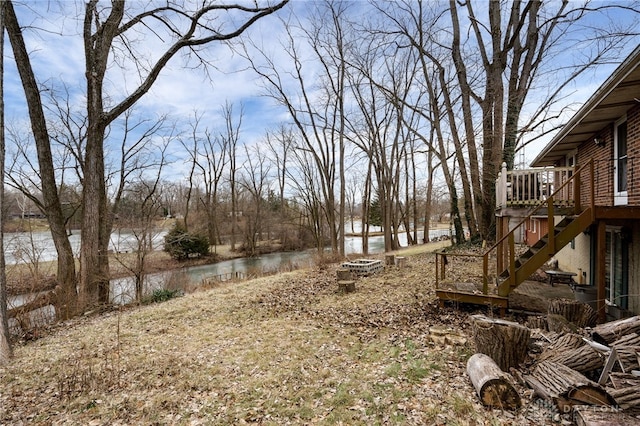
top-left (611, 333), bottom-right (640, 372)
top-left (471, 314), bottom-right (531, 371)
top-left (607, 373), bottom-right (640, 411)
top-left (0, 1), bottom-right (13, 363)
top-left (592, 316), bottom-right (640, 345)
top-left (539, 333), bottom-right (586, 361)
top-left (5, 0), bottom-right (78, 318)
top-left (466, 353), bottom-right (521, 409)
top-left (574, 404), bottom-right (639, 426)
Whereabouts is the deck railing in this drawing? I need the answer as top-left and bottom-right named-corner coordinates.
top-left (437, 159), bottom-right (595, 296)
top-left (496, 163), bottom-right (576, 209)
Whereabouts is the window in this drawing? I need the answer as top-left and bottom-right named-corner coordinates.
top-left (605, 227), bottom-right (628, 309)
top-left (614, 116), bottom-right (628, 205)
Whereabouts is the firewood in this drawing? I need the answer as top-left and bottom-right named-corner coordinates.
top-left (574, 405), bottom-right (639, 426)
top-left (471, 314), bottom-right (531, 371)
top-left (524, 361), bottom-right (615, 410)
top-left (608, 371), bottom-right (640, 410)
top-left (607, 377), bottom-right (640, 411)
top-left (466, 353), bottom-right (521, 410)
top-left (608, 372), bottom-right (640, 390)
top-left (611, 333), bottom-right (640, 372)
top-left (548, 298), bottom-right (597, 328)
top-left (546, 313), bottom-right (577, 333)
top-left (592, 316), bottom-right (640, 345)
top-left (544, 344), bottom-right (604, 374)
top-left (539, 333), bottom-right (585, 361)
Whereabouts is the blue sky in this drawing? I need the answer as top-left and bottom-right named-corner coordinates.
top-left (4, 0), bottom-right (640, 188)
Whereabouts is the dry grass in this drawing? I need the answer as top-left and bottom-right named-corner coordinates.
top-left (0, 243), bottom-right (554, 425)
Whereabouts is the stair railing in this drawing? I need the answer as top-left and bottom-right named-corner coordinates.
top-left (484, 159), bottom-right (595, 292)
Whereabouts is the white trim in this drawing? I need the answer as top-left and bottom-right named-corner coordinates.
top-left (614, 115), bottom-right (628, 206)
top-left (605, 226), bottom-right (624, 307)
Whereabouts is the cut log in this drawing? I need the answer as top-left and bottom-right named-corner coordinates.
top-left (592, 316), bottom-right (640, 345)
top-left (548, 298), bottom-right (597, 328)
top-left (336, 268), bottom-right (352, 281)
top-left (466, 353), bottom-right (521, 410)
top-left (546, 313), bottom-right (578, 333)
top-left (337, 280), bottom-right (356, 293)
top-left (611, 333), bottom-right (640, 372)
top-left (396, 256), bottom-right (406, 268)
top-left (574, 406), bottom-right (639, 426)
top-left (607, 374), bottom-right (640, 410)
top-left (539, 333), bottom-right (586, 361)
top-left (544, 344), bottom-right (604, 374)
top-left (524, 361), bottom-right (615, 411)
top-left (609, 372), bottom-right (640, 389)
top-left (385, 254), bottom-right (395, 266)
top-left (471, 314), bottom-right (531, 371)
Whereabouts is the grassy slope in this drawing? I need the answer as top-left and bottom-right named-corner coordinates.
top-left (0, 243), bottom-right (543, 425)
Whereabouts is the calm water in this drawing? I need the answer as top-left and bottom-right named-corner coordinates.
top-left (8, 227), bottom-right (452, 307)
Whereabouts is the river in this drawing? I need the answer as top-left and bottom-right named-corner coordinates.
top-left (7, 227), bottom-right (451, 329)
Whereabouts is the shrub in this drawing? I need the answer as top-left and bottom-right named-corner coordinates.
top-left (163, 222), bottom-right (209, 260)
top-left (144, 288), bottom-right (181, 304)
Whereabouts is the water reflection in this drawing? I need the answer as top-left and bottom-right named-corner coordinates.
top-left (8, 227), bottom-right (451, 307)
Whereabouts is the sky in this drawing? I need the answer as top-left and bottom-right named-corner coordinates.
top-left (4, 0), bottom-right (640, 190)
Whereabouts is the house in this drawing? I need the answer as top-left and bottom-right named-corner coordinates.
top-left (528, 44), bottom-right (640, 321)
top-left (436, 45), bottom-right (640, 322)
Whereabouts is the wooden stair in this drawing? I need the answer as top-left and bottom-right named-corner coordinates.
top-left (435, 159), bottom-right (595, 314)
top-left (496, 207), bottom-right (594, 297)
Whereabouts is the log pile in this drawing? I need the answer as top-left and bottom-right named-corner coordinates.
top-left (466, 305), bottom-right (640, 422)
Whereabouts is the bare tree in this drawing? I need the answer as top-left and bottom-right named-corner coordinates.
top-left (375, 0), bottom-right (640, 241)
top-left (0, 0), bottom-right (13, 364)
top-left (238, 144), bottom-right (271, 256)
top-left (6, 0), bottom-right (289, 311)
top-left (222, 102), bottom-right (243, 252)
top-left (5, 1), bottom-right (78, 318)
top-left (182, 111), bottom-right (228, 246)
top-left (238, 1), bottom-right (352, 255)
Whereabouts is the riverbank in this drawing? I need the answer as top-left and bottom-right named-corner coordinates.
top-left (5, 224), bottom-right (452, 296)
top-left (5, 246), bottom-right (230, 296)
top-left (1, 239), bottom-right (525, 425)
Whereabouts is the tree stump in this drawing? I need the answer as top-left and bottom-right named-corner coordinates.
top-left (592, 316), bottom-right (640, 345)
top-left (396, 256), bottom-right (406, 268)
top-left (385, 254), bottom-right (395, 266)
top-left (548, 298), bottom-right (597, 328)
top-left (338, 280), bottom-right (356, 294)
top-left (471, 314), bottom-right (531, 371)
top-left (336, 268), bottom-right (352, 281)
top-left (466, 353), bottom-right (521, 410)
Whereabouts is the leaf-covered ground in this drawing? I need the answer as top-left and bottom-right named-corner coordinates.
top-left (1, 243), bottom-right (561, 425)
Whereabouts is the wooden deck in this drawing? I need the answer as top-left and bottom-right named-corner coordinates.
top-left (436, 287), bottom-right (508, 316)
